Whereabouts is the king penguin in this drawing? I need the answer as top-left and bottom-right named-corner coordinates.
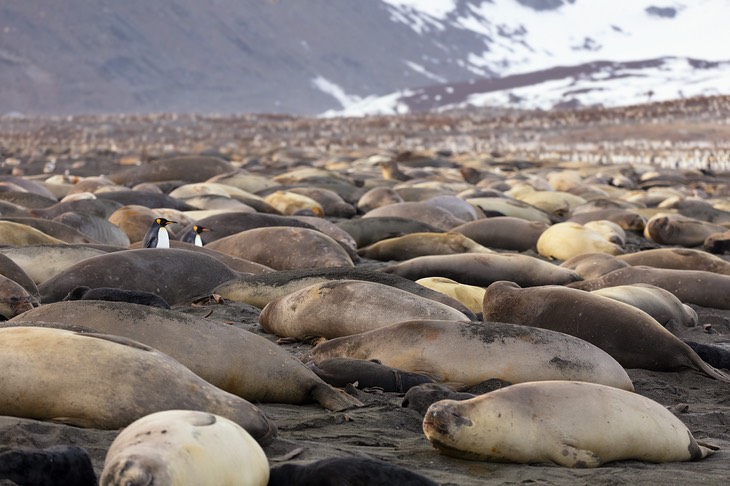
top-left (143, 217), bottom-right (177, 248)
top-left (181, 224), bottom-right (211, 247)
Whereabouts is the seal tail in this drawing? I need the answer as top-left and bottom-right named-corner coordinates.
top-left (311, 383), bottom-right (363, 411)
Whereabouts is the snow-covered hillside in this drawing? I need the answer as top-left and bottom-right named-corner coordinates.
top-left (321, 0), bottom-right (730, 116)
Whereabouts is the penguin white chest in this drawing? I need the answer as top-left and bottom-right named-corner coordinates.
top-left (194, 234), bottom-right (203, 247)
top-left (156, 227), bottom-right (170, 248)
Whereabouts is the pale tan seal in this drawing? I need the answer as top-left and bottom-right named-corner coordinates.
top-left (259, 280), bottom-right (468, 342)
top-left (380, 253), bottom-right (581, 287)
top-left (302, 319), bottom-right (633, 391)
top-left (583, 220), bottom-right (626, 245)
top-left (264, 190), bottom-right (324, 216)
top-left (100, 410), bottom-right (269, 486)
top-left (415, 277), bottom-right (486, 314)
top-left (10, 300), bottom-right (361, 411)
top-left (357, 232), bottom-right (493, 261)
top-left (0, 221), bottom-right (66, 246)
top-left (206, 227), bottom-right (354, 270)
top-left (482, 281), bottom-right (730, 381)
top-left (0, 327), bottom-right (276, 443)
top-left (423, 381), bottom-right (715, 467)
top-left (537, 222), bottom-right (623, 261)
top-left (591, 284), bottom-right (698, 328)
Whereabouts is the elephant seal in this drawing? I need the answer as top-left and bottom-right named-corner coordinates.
top-left (0, 221), bottom-right (66, 246)
top-left (62, 286), bottom-right (172, 309)
top-left (559, 253), bottom-right (630, 280)
top-left (260, 280), bottom-right (468, 342)
top-left (175, 212), bottom-right (320, 244)
top-left (100, 410), bottom-right (269, 486)
top-left (0, 245), bottom-right (109, 284)
top-left (423, 380), bottom-right (716, 466)
top-left (38, 248), bottom-right (241, 305)
top-left (0, 274), bottom-right (36, 319)
top-left (52, 212), bottom-right (131, 247)
top-left (618, 247), bottom-right (730, 275)
top-left (0, 327), bottom-right (276, 443)
top-left (363, 201), bottom-right (466, 231)
top-left (685, 342), bottom-right (730, 370)
top-left (591, 284), bottom-right (698, 328)
top-left (450, 216), bottom-right (549, 252)
top-left (302, 320), bottom-right (634, 391)
top-left (357, 232), bottom-right (493, 261)
top-left (379, 253), bottom-right (581, 287)
top-left (583, 220), bottom-right (627, 245)
top-left (211, 267), bottom-right (477, 319)
top-left (0, 445), bottom-right (96, 486)
top-left (357, 186), bottom-right (404, 212)
top-left (108, 155), bottom-right (235, 186)
top-left (704, 229), bottom-right (730, 254)
top-left (402, 383), bottom-right (476, 416)
top-left (0, 217), bottom-right (99, 244)
top-left (537, 222), bottom-right (623, 261)
top-left (568, 208), bottom-right (647, 231)
top-left (415, 277), bottom-right (486, 314)
top-left (336, 217), bottom-right (440, 248)
top-left (0, 253), bottom-right (39, 302)
top-left (482, 281), bottom-right (729, 381)
top-left (567, 265), bottom-right (730, 310)
top-left (465, 197), bottom-right (552, 224)
top-left (268, 457), bottom-right (438, 486)
top-left (206, 227), bottom-right (354, 270)
top-left (644, 213), bottom-right (726, 246)
top-left (306, 358), bottom-right (435, 392)
top-left (264, 190), bottom-right (324, 216)
top-left (10, 301), bottom-right (362, 411)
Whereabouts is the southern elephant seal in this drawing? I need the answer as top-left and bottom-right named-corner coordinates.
top-left (618, 247), bottom-right (730, 275)
top-left (415, 277), bottom-right (486, 314)
top-left (259, 280), bottom-right (467, 342)
top-left (567, 265), bottom-right (730, 310)
top-left (559, 253), bottom-right (630, 280)
top-left (268, 457), bottom-right (438, 486)
top-left (357, 186), bottom-right (404, 212)
top-left (108, 155), bottom-right (235, 186)
top-left (100, 410), bottom-right (269, 486)
top-left (38, 248), bottom-right (241, 305)
top-left (402, 383), bottom-right (477, 416)
top-left (568, 208), bottom-right (647, 232)
top-left (357, 232), bottom-right (493, 261)
top-left (591, 284), bottom-right (698, 328)
top-left (644, 213), bottom-right (726, 246)
top-left (0, 275), bottom-right (36, 319)
top-left (205, 227), bottom-right (354, 270)
top-left (465, 197), bottom-right (552, 224)
top-left (52, 212), bottom-right (130, 247)
top-left (211, 267), bottom-right (477, 319)
top-left (0, 445), bottom-right (96, 486)
top-left (379, 253), bottom-right (581, 287)
top-left (450, 216), bottom-right (549, 252)
top-left (306, 358), bottom-right (435, 392)
top-left (362, 201), bottom-right (466, 231)
top-left (302, 320), bottom-right (634, 391)
top-left (482, 281), bottom-right (729, 381)
top-left (0, 253), bottom-right (39, 302)
top-left (0, 221), bottom-right (67, 246)
top-left (0, 245), bottom-right (109, 284)
top-left (423, 381), bottom-right (715, 467)
top-left (583, 220), bottom-right (627, 245)
top-left (0, 217), bottom-right (99, 244)
top-left (10, 301), bottom-right (362, 411)
top-left (537, 222), bottom-right (623, 261)
top-left (336, 217), bottom-right (440, 248)
top-left (0, 327), bottom-right (276, 443)
top-left (62, 286), bottom-right (172, 309)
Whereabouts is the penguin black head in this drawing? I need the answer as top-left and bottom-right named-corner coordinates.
top-left (155, 218), bottom-right (177, 227)
top-left (192, 225), bottom-right (211, 234)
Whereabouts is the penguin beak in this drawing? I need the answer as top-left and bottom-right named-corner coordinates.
top-left (165, 221), bottom-right (177, 226)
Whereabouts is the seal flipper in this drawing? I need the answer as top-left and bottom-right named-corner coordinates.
top-left (551, 444), bottom-right (603, 468)
top-left (310, 383), bottom-right (363, 412)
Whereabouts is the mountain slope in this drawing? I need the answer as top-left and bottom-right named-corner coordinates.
top-left (0, 0), bottom-right (728, 116)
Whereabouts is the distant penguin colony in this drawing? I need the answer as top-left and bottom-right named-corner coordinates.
top-left (142, 217), bottom-right (177, 248)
